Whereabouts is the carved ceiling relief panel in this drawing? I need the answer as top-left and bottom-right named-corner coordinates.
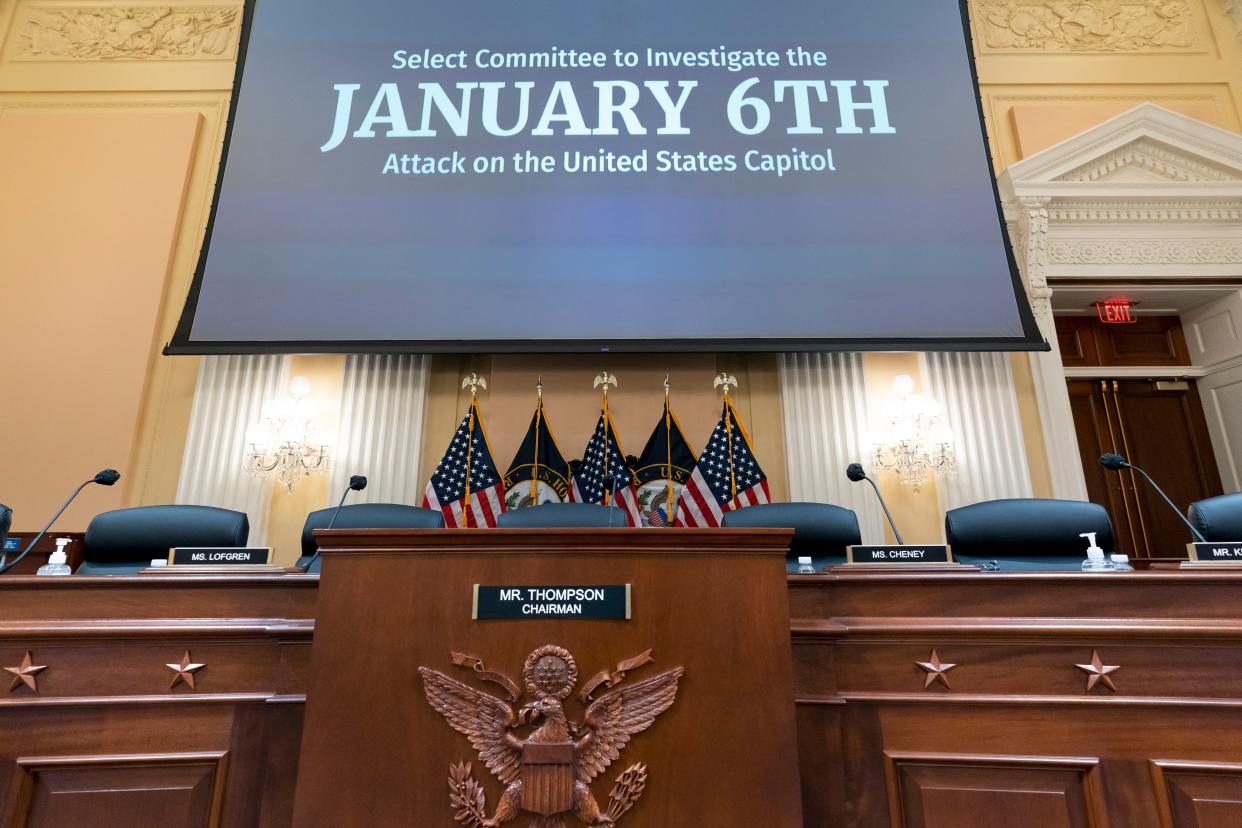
top-left (15, 5), bottom-right (241, 61)
top-left (972, 0), bottom-right (1204, 53)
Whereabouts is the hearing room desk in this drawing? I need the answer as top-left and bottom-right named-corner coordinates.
top-left (0, 567), bottom-right (1240, 826)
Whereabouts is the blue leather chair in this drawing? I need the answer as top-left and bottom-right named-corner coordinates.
top-left (721, 502), bottom-right (862, 570)
top-left (1189, 493), bottom-right (1242, 542)
top-left (298, 503), bottom-right (444, 572)
top-left (945, 498), bottom-right (1114, 571)
top-left (496, 503), bottom-right (619, 529)
top-left (78, 505), bottom-right (249, 575)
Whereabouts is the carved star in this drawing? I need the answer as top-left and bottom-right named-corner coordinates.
top-left (5, 651), bottom-right (46, 692)
top-left (915, 649), bottom-right (956, 689)
top-left (166, 651), bottom-right (206, 690)
top-left (1075, 650), bottom-right (1120, 692)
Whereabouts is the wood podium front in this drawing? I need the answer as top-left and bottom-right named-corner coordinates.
top-left (291, 528), bottom-right (804, 827)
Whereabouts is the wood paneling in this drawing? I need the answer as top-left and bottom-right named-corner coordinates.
top-left (293, 528), bottom-right (804, 827)
top-left (791, 570), bottom-right (1242, 827)
top-left (1068, 378), bottom-right (1223, 557)
top-left (886, 754), bottom-right (1104, 828)
top-left (0, 573), bottom-right (315, 827)
top-left (1152, 761), bottom-right (1242, 828)
top-left (1056, 316), bottom-right (1191, 368)
top-left (8, 752), bottom-right (226, 828)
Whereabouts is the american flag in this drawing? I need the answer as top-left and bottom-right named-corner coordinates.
top-left (423, 400), bottom-right (505, 527)
top-left (674, 400), bottom-right (770, 526)
top-left (568, 410), bottom-right (641, 526)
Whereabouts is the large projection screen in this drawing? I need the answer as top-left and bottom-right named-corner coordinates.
top-left (168, 0), bottom-right (1045, 354)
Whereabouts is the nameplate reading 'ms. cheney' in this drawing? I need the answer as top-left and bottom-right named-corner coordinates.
top-left (168, 547), bottom-right (273, 566)
top-left (847, 545), bottom-right (953, 565)
top-left (473, 585), bottom-right (631, 620)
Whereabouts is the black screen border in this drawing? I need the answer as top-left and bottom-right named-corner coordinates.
top-left (165, 0), bottom-right (1048, 355)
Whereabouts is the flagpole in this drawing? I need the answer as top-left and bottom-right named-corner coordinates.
top-left (714, 373), bottom-right (739, 500)
top-left (460, 374), bottom-right (487, 528)
top-left (664, 374), bottom-right (674, 519)
top-left (531, 377), bottom-right (542, 505)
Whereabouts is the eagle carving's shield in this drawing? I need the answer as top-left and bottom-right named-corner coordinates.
top-left (522, 742), bottom-right (576, 815)
top-left (418, 644), bottom-right (683, 827)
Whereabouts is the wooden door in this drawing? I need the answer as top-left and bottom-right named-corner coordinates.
top-left (1068, 378), bottom-right (1223, 557)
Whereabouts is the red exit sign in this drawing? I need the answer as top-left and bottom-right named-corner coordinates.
top-left (1096, 300), bottom-right (1136, 324)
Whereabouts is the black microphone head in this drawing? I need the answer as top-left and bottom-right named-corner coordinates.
top-left (846, 463), bottom-right (866, 482)
top-left (1098, 453), bottom-right (1129, 471)
top-left (93, 469), bottom-right (121, 486)
top-left (349, 475), bottom-right (367, 491)
top-left (601, 472), bottom-right (615, 487)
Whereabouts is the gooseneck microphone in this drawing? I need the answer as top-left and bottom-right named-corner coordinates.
top-left (603, 473), bottom-right (623, 528)
top-left (846, 463), bottom-right (904, 544)
top-left (1098, 453), bottom-right (1205, 543)
top-left (0, 469), bottom-right (120, 575)
top-left (303, 474), bottom-right (368, 573)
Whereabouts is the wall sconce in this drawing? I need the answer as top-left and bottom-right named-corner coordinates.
top-left (244, 376), bottom-right (331, 492)
top-left (870, 374), bottom-right (956, 492)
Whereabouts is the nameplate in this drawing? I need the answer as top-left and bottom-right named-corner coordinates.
top-left (473, 584), bottom-right (631, 620)
top-left (847, 545), bottom-right (953, 565)
top-left (168, 547), bottom-right (273, 566)
top-left (1188, 541), bottom-right (1242, 562)
top-left (2, 538), bottom-right (19, 553)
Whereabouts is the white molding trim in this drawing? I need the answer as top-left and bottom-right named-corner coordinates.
top-left (1062, 366), bottom-right (1206, 379)
top-left (998, 104), bottom-right (1242, 501)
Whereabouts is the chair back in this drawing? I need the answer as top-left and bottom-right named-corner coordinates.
top-left (1189, 493), bottom-right (1242, 542)
top-left (0, 504), bottom-right (11, 549)
top-left (721, 502), bottom-right (861, 559)
top-left (79, 505), bottom-right (249, 575)
top-left (298, 503), bottom-right (445, 570)
top-left (945, 498), bottom-right (1113, 567)
top-left (496, 503), bottom-right (619, 529)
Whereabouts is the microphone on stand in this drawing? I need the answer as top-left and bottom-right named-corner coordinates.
top-left (1098, 453), bottom-right (1204, 543)
top-left (0, 469), bottom-right (120, 575)
top-left (302, 475), bottom-right (367, 573)
top-left (846, 463), bottom-right (904, 544)
top-left (603, 473), bottom-right (624, 528)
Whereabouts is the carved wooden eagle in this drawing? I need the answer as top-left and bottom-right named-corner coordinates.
top-left (419, 646), bottom-right (683, 828)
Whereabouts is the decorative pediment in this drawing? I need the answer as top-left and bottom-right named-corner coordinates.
top-left (1000, 104), bottom-right (1242, 198)
top-left (1053, 137), bottom-right (1242, 184)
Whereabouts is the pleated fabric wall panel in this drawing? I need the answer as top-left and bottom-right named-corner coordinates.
top-left (328, 354), bottom-right (430, 506)
top-left (778, 353), bottom-right (885, 543)
top-left (176, 355), bottom-right (288, 545)
top-left (923, 352), bottom-right (1033, 513)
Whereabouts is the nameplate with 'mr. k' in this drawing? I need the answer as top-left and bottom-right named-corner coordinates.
top-left (1188, 542), bottom-right (1242, 562)
top-left (473, 584), bottom-right (631, 620)
top-left (168, 547), bottom-right (273, 566)
top-left (847, 545), bottom-right (953, 565)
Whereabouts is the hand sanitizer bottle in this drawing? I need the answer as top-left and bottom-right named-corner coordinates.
top-left (1079, 532), bottom-right (1113, 572)
top-left (36, 538), bottom-right (73, 576)
top-left (797, 556), bottom-right (816, 574)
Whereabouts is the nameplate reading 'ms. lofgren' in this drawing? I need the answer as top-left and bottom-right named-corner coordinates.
top-left (473, 585), bottom-right (631, 620)
top-left (169, 547), bottom-right (272, 566)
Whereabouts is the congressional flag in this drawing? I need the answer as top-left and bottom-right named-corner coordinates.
top-left (423, 399), bottom-right (504, 527)
top-left (674, 399), bottom-right (770, 526)
top-left (568, 408), bottom-right (642, 526)
top-left (633, 399), bottom-right (697, 528)
top-left (503, 397), bottom-right (571, 509)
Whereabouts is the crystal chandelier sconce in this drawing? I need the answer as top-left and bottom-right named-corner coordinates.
top-left (870, 374), bottom-right (956, 492)
top-left (244, 375), bottom-right (331, 492)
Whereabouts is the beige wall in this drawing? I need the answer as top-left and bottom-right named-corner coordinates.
top-left (1, 0), bottom-right (1240, 544)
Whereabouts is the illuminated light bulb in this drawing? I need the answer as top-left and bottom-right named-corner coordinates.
top-left (892, 374), bottom-right (915, 396)
top-left (289, 375), bottom-right (312, 399)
